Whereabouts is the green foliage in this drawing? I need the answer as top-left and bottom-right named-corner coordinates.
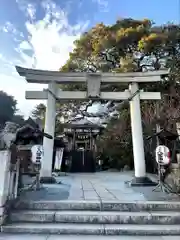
top-left (11, 114), bottom-right (25, 126)
top-left (97, 109), bottom-right (133, 169)
top-left (32, 103), bottom-right (46, 120)
top-left (59, 18), bottom-right (180, 170)
top-left (31, 102), bottom-right (81, 135)
top-left (0, 91), bottom-right (18, 127)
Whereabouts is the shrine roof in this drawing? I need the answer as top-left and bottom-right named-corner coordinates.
top-left (63, 118), bottom-right (104, 129)
top-left (13, 124), bottom-right (65, 147)
top-left (24, 117), bottom-right (39, 128)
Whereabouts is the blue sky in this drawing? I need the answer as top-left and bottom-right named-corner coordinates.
top-left (0, 0), bottom-right (179, 118)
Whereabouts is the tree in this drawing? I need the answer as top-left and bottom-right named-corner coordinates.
top-left (60, 19), bottom-right (161, 74)
top-left (31, 103), bottom-right (67, 134)
top-left (59, 18), bottom-right (180, 170)
top-left (11, 114), bottom-right (25, 126)
top-left (31, 99), bottom-right (96, 128)
top-left (32, 103), bottom-right (46, 121)
top-left (0, 91), bottom-right (17, 128)
top-left (59, 19), bottom-right (171, 121)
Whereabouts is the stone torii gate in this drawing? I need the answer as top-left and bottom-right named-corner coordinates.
top-left (15, 66), bottom-right (168, 185)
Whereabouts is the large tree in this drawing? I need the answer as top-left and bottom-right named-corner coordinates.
top-left (59, 18), bottom-right (180, 169)
top-left (60, 19), bottom-right (180, 120)
top-left (61, 19), bottom-right (165, 73)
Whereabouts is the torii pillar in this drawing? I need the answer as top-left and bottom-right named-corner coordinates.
top-left (129, 83), bottom-right (153, 186)
top-left (40, 83), bottom-right (56, 183)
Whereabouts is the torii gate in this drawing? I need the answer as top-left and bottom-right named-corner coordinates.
top-left (15, 66), bottom-right (168, 185)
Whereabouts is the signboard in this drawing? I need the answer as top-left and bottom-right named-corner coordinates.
top-left (31, 145), bottom-right (44, 164)
top-left (77, 134), bottom-right (90, 140)
top-left (155, 145), bottom-right (171, 166)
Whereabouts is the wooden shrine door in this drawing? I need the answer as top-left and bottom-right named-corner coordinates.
top-left (70, 149), bottom-right (95, 173)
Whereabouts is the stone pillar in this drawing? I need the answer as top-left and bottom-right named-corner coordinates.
top-left (129, 83), bottom-right (156, 186)
top-left (40, 83), bottom-right (56, 183)
top-left (0, 150), bottom-right (11, 225)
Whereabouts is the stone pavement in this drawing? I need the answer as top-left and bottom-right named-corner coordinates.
top-left (67, 172), bottom-right (177, 201)
top-left (0, 234), bottom-right (180, 239)
top-left (20, 171), bottom-right (180, 202)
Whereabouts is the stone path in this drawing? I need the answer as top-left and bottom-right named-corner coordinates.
top-left (68, 172), bottom-right (180, 201)
top-left (20, 171), bottom-right (180, 202)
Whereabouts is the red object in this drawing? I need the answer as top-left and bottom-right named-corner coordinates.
top-left (167, 151), bottom-right (171, 164)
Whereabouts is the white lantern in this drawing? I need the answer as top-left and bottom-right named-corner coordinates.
top-left (31, 145), bottom-right (44, 164)
top-left (155, 145), bottom-right (171, 166)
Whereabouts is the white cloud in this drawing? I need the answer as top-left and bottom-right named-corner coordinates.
top-left (93, 0), bottom-right (109, 12)
top-left (0, 21), bottom-right (25, 43)
top-left (19, 41), bottom-right (32, 50)
top-left (0, 0), bottom-right (89, 118)
top-left (26, 4), bottom-right (36, 20)
top-left (16, 0), bottom-right (36, 21)
top-left (0, 22), bottom-right (18, 34)
top-left (17, 0), bottom-right (89, 70)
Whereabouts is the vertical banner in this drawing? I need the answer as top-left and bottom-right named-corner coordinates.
top-left (54, 148), bottom-right (64, 170)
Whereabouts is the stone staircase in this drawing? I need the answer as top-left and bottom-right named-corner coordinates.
top-left (2, 200), bottom-right (180, 236)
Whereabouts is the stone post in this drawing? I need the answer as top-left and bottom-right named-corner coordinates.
top-left (0, 150), bottom-right (11, 225)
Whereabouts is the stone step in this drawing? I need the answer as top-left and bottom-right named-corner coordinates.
top-left (9, 210), bottom-right (180, 224)
top-left (0, 234), bottom-right (178, 240)
top-left (14, 200), bottom-right (100, 211)
top-left (2, 223), bottom-right (180, 236)
top-left (14, 200), bottom-right (180, 212)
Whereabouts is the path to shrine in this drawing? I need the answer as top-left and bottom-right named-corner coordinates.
top-left (19, 171), bottom-right (179, 202)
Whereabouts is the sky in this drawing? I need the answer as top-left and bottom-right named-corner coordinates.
top-left (0, 0), bottom-right (179, 118)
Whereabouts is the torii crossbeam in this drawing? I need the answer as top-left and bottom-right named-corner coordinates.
top-left (16, 66), bottom-right (169, 186)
